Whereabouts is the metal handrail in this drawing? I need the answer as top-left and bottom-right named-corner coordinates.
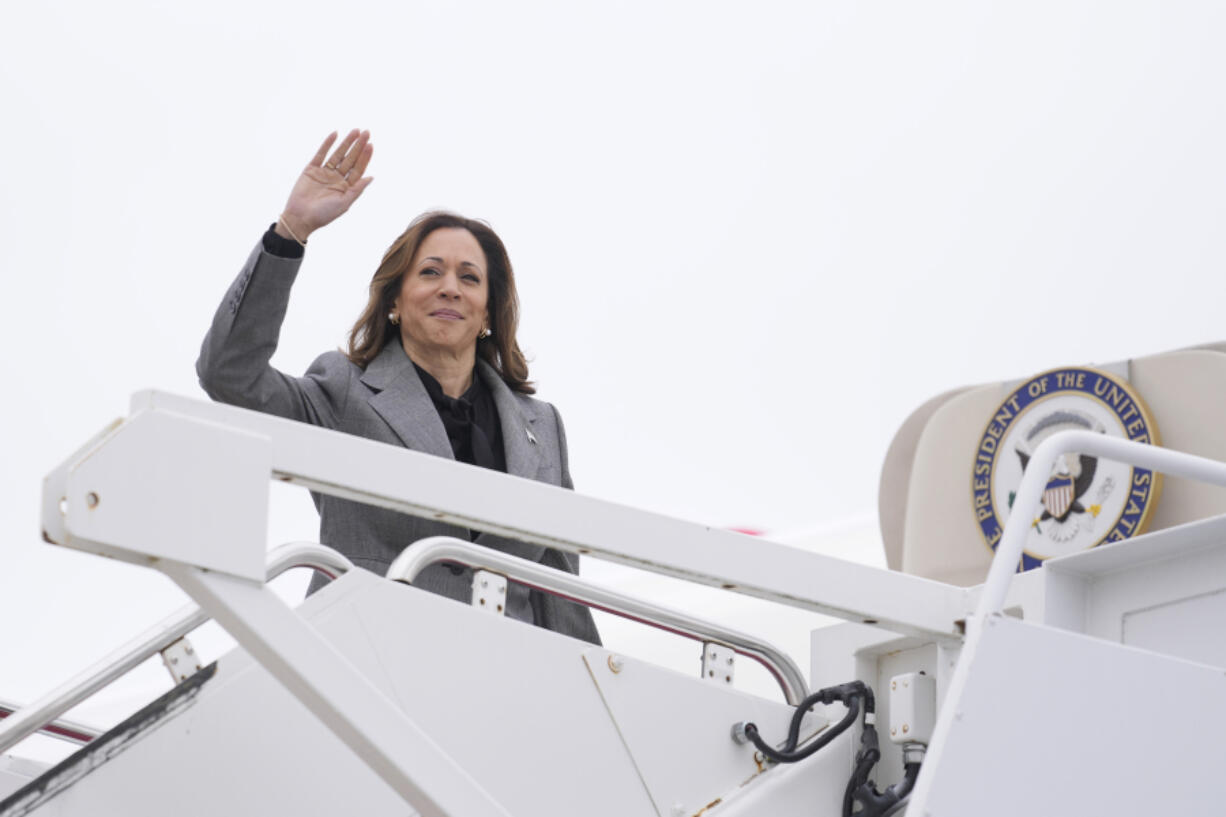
top-left (977, 430), bottom-right (1226, 621)
top-left (387, 537), bottom-right (810, 705)
top-left (0, 542), bottom-right (353, 755)
top-left (0, 701), bottom-right (99, 746)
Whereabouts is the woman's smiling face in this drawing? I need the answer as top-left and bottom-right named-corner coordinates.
top-left (393, 227), bottom-right (490, 357)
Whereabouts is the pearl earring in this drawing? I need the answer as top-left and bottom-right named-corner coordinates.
top-left (480, 327), bottom-right (492, 339)
top-left (388, 311), bottom-right (400, 325)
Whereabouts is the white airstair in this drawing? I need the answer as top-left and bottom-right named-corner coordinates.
top-left (2, 389), bottom-right (1225, 816)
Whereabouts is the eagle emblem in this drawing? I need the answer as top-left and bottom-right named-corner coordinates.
top-left (1014, 410), bottom-right (1103, 540)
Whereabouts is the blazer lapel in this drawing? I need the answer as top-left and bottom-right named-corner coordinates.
top-left (474, 362), bottom-right (547, 561)
top-left (360, 340), bottom-right (454, 459)
top-left (477, 361), bottom-right (542, 480)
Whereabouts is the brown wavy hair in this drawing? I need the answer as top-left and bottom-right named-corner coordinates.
top-left (346, 211), bottom-right (534, 394)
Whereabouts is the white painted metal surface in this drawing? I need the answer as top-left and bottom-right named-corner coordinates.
top-left (0, 758), bottom-right (47, 802)
top-left (908, 614), bottom-right (1226, 816)
top-left (162, 562), bottom-right (509, 817)
top-left (1123, 589), bottom-right (1226, 667)
top-left (50, 407), bottom-right (271, 581)
top-left (1039, 513), bottom-right (1226, 667)
top-left (584, 647), bottom-right (820, 817)
top-left (7, 571), bottom-right (835, 817)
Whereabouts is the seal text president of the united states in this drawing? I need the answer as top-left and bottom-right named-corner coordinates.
top-left (197, 129), bottom-right (600, 644)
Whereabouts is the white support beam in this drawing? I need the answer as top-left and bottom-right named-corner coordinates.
top-left (43, 407), bottom-right (270, 580)
top-left (122, 391), bottom-right (966, 638)
top-left (162, 563), bottom-right (510, 817)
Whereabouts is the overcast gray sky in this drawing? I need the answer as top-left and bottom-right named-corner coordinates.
top-left (4, 1), bottom-right (1225, 748)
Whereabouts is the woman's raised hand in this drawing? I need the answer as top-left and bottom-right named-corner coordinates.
top-left (276, 129), bottom-right (374, 243)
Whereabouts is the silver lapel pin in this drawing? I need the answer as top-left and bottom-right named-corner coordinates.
top-left (525, 427), bottom-right (537, 445)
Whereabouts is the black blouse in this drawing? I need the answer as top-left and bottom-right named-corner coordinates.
top-left (412, 362), bottom-right (507, 474)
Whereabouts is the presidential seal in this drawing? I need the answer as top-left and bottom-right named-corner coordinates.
top-left (971, 367), bottom-right (1161, 570)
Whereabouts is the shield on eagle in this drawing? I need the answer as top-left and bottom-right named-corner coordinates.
top-left (1042, 474), bottom-right (1075, 519)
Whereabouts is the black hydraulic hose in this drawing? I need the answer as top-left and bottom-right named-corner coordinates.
top-left (735, 676), bottom-right (924, 817)
top-left (738, 675), bottom-right (920, 817)
top-left (899, 762), bottom-right (920, 794)
top-left (744, 696), bottom-right (860, 764)
top-left (782, 688), bottom-right (839, 752)
top-left (791, 684), bottom-right (870, 749)
top-left (842, 727), bottom-right (880, 816)
top-left (847, 761), bottom-right (921, 817)
top-left (780, 681), bottom-right (875, 753)
top-left (741, 680), bottom-right (872, 764)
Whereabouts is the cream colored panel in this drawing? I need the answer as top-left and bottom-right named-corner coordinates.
top-left (1130, 349), bottom-right (1226, 529)
top-left (900, 385), bottom-right (1006, 586)
top-left (878, 387), bottom-right (972, 571)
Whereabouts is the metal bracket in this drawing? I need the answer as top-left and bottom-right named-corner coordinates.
top-left (159, 637), bottom-right (202, 683)
top-left (701, 642), bottom-right (735, 686)
top-left (471, 570), bottom-right (508, 615)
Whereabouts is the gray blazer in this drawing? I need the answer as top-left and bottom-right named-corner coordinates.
top-left (197, 240), bottom-right (600, 644)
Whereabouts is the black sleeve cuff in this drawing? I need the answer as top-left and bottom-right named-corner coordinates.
top-left (263, 223), bottom-right (305, 259)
